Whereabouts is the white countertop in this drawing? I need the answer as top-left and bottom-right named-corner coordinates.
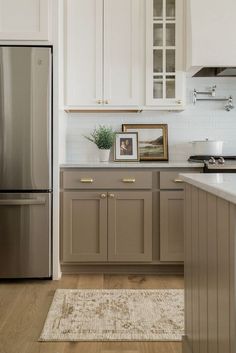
top-left (179, 173), bottom-right (236, 204)
top-left (61, 161), bottom-right (203, 169)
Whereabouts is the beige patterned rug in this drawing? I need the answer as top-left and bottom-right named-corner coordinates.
top-left (39, 289), bottom-right (184, 342)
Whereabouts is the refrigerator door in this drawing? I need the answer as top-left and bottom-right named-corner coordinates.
top-left (0, 193), bottom-right (51, 278)
top-left (0, 47), bottom-right (52, 191)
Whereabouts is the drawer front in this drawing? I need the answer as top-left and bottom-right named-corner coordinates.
top-left (62, 171), bottom-right (152, 190)
top-left (160, 170), bottom-right (201, 190)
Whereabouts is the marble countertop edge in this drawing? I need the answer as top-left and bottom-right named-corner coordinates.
top-left (179, 173), bottom-right (236, 205)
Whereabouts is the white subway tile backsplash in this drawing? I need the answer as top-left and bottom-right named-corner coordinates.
top-left (61, 78), bottom-right (236, 163)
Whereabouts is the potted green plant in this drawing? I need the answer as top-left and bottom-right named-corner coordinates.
top-left (84, 125), bottom-right (116, 162)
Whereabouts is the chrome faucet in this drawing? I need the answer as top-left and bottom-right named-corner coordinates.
top-left (225, 96), bottom-right (234, 111)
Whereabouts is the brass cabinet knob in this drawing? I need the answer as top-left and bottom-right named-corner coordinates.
top-left (176, 100), bottom-right (182, 105)
top-left (100, 193), bottom-right (107, 199)
top-left (97, 99), bottom-right (102, 104)
top-left (104, 100), bottom-right (109, 104)
top-left (108, 193), bottom-right (115, 198)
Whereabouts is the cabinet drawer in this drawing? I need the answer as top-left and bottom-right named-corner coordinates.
top-left (160, 172), bottom-right (185, 190)
top-left (160, 170), bottom-right (202, 189)
top-left (62, 171), bottom-right (152, 190)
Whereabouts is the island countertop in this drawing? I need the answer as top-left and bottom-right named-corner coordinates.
top-left (179, 173), bottom-right (236, 204)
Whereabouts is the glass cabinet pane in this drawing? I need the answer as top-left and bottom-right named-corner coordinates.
top-left (153, 24), bottom-right (163, 46)
top-left (166, 50), bottom-right (175, 72)
top-left (153, 0), bottom-right (163, 18)
top-left (166, 23), bottom-right (175, 46)
top-left (153, 79), bottom-right (163, 99)
top-left (166, 77), bottom-right (175, 98)
top-left (149, 0), bottom-right (178, 103)
top-left (153, 50), bottom-right (163, 73)
top-left (166, 0), bottom-right (175, 18)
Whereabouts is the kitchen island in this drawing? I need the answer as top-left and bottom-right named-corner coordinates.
top-left (180, 174), bottom-right (236, 353)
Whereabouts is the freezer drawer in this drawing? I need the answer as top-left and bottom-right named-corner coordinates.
top-left (0, 193), bottom-right (51, 278)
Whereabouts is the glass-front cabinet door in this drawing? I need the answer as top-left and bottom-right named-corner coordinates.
top-left (146, 0), bottom-right (185, 109)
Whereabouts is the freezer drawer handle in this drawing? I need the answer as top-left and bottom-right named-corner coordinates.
top-left (0, 198), bottom-right (46, 206)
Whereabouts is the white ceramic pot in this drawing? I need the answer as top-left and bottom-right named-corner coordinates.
top-left (99, 149), bottom-right (110, 162)
top-left (191, 139), bottom-right (224, 156)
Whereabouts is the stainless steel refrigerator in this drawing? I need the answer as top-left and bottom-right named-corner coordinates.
top-left (0, 46), bottom-right (52, 278)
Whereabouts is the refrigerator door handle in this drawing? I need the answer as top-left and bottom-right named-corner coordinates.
top-left (0, 197), bottom-right (46, 206)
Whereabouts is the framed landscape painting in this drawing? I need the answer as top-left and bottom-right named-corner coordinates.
top-left (122, 124), bottom-right (168, 161)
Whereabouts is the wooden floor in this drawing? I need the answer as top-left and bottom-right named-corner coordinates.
top-left (0, 274), bottom-right (184, 353)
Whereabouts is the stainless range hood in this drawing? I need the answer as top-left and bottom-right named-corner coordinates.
top-left (193, 68), bottom-right (236, 78)
top-left (186, 0), bottom-right (236, 77)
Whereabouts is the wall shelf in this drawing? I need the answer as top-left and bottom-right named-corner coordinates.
top-left (64, 106), bottom-right (142, 113)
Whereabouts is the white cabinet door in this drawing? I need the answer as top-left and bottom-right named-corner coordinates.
top-left (146, 0), bottom-right (185, 109)
top-left (64, 0), bottom-right (103, 107)
top-left (0, 0), bottom-right (50, 40)
top-left (103, 0), bottom-right (141, 106)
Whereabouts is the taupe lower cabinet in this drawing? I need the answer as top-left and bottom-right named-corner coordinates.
top-left (160, 190), bottom-right (184, 262)
top-left (108, 191), bottom-right (152, 262)
top-left (159, 171), bottom-right (185, 262)
top-left (62, 190), bottom-right (152, 263)
top-left (61, 167), bottom-right (202, 268)
top-left (63, 191), bottom-right (108, 262)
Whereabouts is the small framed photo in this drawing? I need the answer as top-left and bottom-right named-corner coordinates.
top-left (114, 132), bottom-right (139, 162)
top-left (122, 124), bottom-right (169, 161)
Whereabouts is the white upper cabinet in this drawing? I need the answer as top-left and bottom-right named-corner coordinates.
top-left (64, 0), bottom-right (103, 107)
top-left (0, 0), bottom-right (50, 41)
top-left (64, 0), bottom-right (142, 109)
top-left (103, 0), bottom-right (140, 106)
top-left (145, 0), bottom-right (185, 110)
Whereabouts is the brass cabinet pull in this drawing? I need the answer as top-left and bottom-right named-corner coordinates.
top-left (97, 99), bottom-right (102, 104)
top-left (122, 178), bottom-right (136, 183)
top-left (100, 193), bottom-right (107, 199)
top-left (80, 178), bottom-right (94, 184)
top-left (173, 179), bottom-right (184, 183)
top-left (104, 100), bottom-right (109, 104)
top-left (176, 99), bottom-right (182, 105)
top-left (108, 193), bottom-right (115, 198)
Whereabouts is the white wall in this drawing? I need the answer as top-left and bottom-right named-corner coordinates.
top-left (60, 77), bottom-right (236, 163)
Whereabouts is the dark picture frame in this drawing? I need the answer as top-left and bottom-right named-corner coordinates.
top-left (114, 132), bottom-right (139, 162)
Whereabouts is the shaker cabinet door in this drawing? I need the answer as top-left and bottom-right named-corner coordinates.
top-left (108, 191), bottom-right (152, 262)
top-left (0, 0), bottom-right (50, 40)
top-left (160, 191), bottom-right (184, 262)
top-left (103, 0), bottom-right (141, 106)
top-left (64, 0), bottom-right (103, 107)
top-left (62, 191), bottom-right (108, 262)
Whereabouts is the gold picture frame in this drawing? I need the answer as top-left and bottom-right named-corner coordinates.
top-left (114, 132), bottom-right (139, 162)
top-left (122, 124), bottom-right (169, 161)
